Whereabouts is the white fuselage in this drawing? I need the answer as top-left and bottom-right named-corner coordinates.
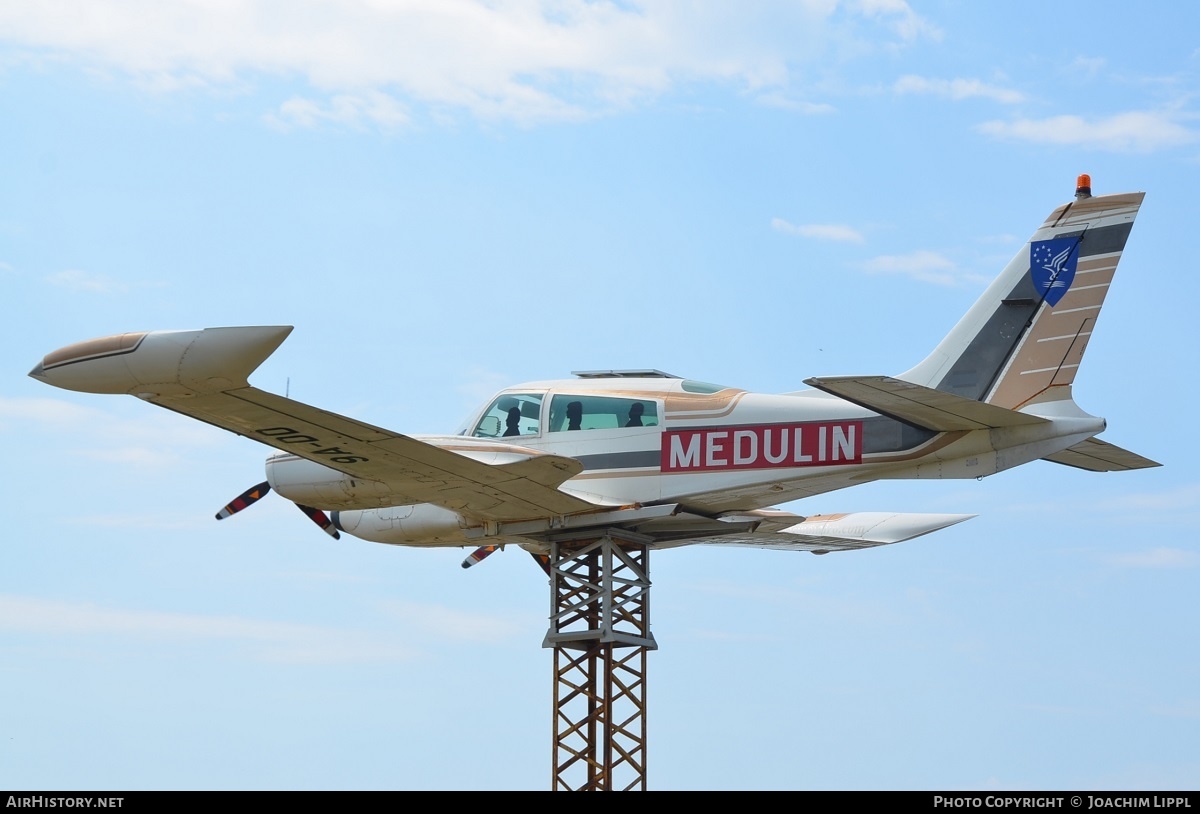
top-left (269, 377), bottom-right (1101, 547)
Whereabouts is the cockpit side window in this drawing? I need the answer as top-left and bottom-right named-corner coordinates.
top-left (548, 395), bottom-right (659, 432)
top-left (472, 393), bottom-right (544, 438)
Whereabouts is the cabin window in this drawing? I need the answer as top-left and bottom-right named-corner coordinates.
top-left (680, 379), bottom-right (730, 394)
top-left (472, 393), bottom-right (544, 438)
top-left (548, 395), bottom-right (659, 432)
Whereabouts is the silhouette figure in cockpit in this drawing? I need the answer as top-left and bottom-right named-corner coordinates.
top-left (504, 406), bottom-right (522, 437)
top-left (566, 401), bottom-right (583, 431)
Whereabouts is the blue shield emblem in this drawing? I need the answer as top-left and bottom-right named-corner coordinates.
top-left (1030, 237), bottom-right (1079, 307)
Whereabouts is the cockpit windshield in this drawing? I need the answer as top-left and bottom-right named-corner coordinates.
top-left (471, 393), bottom-right (544, 438)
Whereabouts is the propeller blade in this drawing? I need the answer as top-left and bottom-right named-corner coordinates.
top-left (529, 552), bottom-right (551, 576)
top-left (461, 545), bottom-right (500, 569)
top-left (216, 481), bottom-right (271, 520)
top-left (295, 504), bottom-right (340, 540)
top-left (462, 547), bottom-right (550, 575)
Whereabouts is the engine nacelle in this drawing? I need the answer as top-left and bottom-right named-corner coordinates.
top-left (333, 503), bottom-right (473, 546)
top-left (264, 437), bottom-right (565, 511)
top-left (265, 453), bottom-right (398, 510)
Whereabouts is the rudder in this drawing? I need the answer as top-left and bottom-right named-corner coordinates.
top-left (901, 181), bottom-right (1143, 410)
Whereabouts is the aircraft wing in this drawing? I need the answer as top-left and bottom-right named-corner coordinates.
top-left (804, 375), bottom-right (1047, 431)
top-left (652, 511), bottom-right (974, 553)
top-left (1042, 438), bottom-right (1161, 472)
top-left (29, 326), bottom-right (596, 521)
top-left (158, 387), bottom-right (594, 519)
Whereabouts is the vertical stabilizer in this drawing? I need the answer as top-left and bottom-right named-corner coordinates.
top-left (900, 184), bottom-right (1142, 410)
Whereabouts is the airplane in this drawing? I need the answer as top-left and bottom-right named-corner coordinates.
top-left (28, 175), bottom-right (1159, 567)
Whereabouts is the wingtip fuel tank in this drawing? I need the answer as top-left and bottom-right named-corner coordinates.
top-left (29, 326), bottom-right (293, 397)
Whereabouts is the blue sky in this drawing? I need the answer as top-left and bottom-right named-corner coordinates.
top-left (2, 0), bottom-right (1198, 791)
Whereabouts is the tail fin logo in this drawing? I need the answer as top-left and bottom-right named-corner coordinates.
top-left (1030, 237), bottom-right (1080, 307)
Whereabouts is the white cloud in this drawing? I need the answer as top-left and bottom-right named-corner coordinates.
top-left (0, 594), bottom-right (414, 664)
top-left (756, 92), bottom-right (836, 114)
top-left (894, 74), bottom-right (1024, 104)
top-left (1104, 548), bottom-right (1200, 569)
top-left (978, 111), bottom-right (1197, 153)
top-left (0, 396), bottom-right (100, 426)
top-left (861, 250), bottom-right (966, 286)
top-left (1104, 483), bottom-right (1200, 512)
top-left (0, 1), bottom-right (937, 126)
top-left (0, 396), bottom-right (230, 470)
top-left (977, 233), bottom-right (1020, 246)
top-left (849, 0), bottom-right (941, 42)
top-left (45, 268), bottom-right (125, 293)
top-left (266, 90), bottom-right (410, 131)
top-left (1071, 56), bottom-right (1106, 76)
top-left (62, 512), bottom-right (207, 531)
top-left (684, 576), bottom-right (909, 627)
top-left (455, 365), bottom-right (517, 412)
top-left (77, 446), bottom-right (190, 468)
top-left (376, 598), bottom-right (527, 643)
top-left (1148, 700), bottom-right (1200, 720)
top-left (772, 217), bottom-right (864, 242)
top-left (690, 628), bottom-right (779, 643)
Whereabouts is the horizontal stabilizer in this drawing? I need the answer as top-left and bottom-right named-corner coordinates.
top-left (804, 375), bottom-right (1048, 432)
top-left (702, 511), bottom-right (974, 554)
top-left (1042, 438), bottom-right (1161, 471)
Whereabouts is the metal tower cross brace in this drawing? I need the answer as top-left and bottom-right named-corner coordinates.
top-left (543, 529), bottom-right (657, 791)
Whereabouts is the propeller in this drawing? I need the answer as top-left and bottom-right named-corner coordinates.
top-left (292, 503), bottom-right (339, 538)
top-left (215, 481), bottom-right (271, 519)
top-left (215, 481), bottom-right (340, 539)
top-left (460, 544), bottom-right (498, 569)
top-left (461, 544), bottom-right (552, 576)
top-left (529, 552), bottom-right (552, 576)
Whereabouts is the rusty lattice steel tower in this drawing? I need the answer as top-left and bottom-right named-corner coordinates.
top-left (543, 529), bottom-right (657, 791)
